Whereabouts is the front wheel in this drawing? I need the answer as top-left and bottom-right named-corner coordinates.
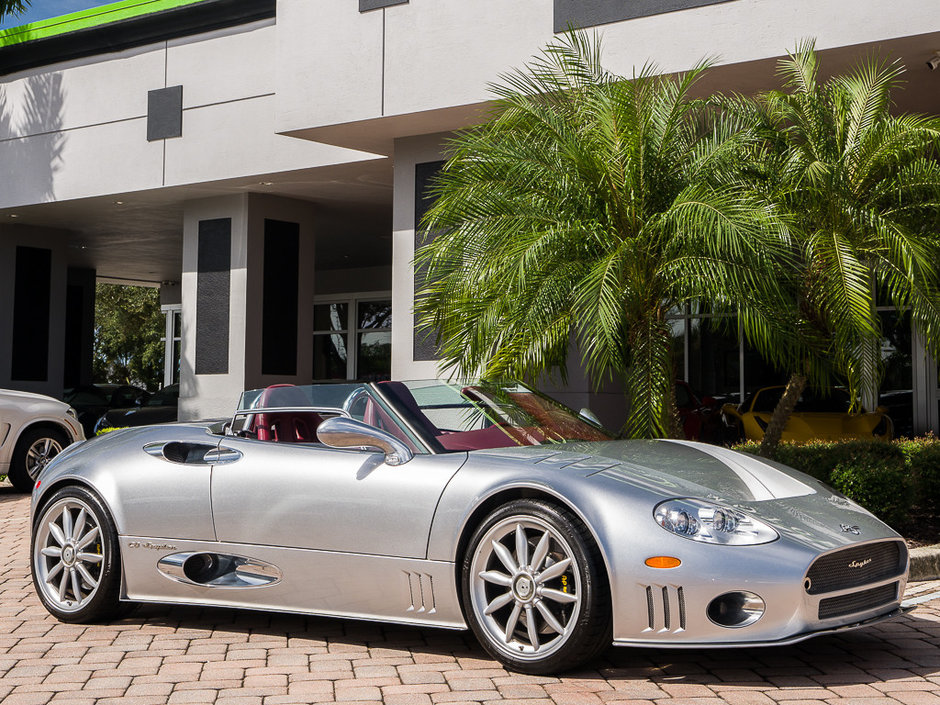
top-left (9, 426), bottom-right (69, 492)
top-left (462, 499), bottom-right (611, 674)
top-left (31, 485), bottom-right (124, 622)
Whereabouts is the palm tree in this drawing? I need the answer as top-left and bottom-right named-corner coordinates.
top-left (748, 41), bottom-right (940, 456)
top-left (415, 31), bottom-right (791, 438)
top-left (0, 2), bottom-right (30, 20)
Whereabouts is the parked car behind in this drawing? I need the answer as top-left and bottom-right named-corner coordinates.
top-left (722, 386), bottom-right (893, 443)
top-left (94, 383), bottom-right (179, 435)
top-left (63, 383), bottom-right (148, 437)
top-left (0, 389), bottom-right (84, 491)
top-left (675, 380), bottom-right (726, 443)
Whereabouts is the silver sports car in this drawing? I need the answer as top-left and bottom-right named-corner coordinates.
top-left (30, 380), bottom-right (909, 673)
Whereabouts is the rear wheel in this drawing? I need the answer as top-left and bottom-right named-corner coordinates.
top-left (31, 485), bottom-right (124, 623)
top-left (462, 499), bottom-right (610, 674)
top-left (9, 427), bottom-right (68, 492)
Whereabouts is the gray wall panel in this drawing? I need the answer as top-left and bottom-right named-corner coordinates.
top-left (147, 85), bottom-right (183, 141)
top-left (195, 219), bottom-right (231, 375)
top-left (554, 0), bottom-right (736, 31)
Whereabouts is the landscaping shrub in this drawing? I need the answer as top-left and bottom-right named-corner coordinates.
top-left (829, 455), bottom-right (912, 528)
top-left (897, 436), bottom-right (940, 515)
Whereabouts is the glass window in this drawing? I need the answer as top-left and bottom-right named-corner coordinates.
top-left (358, 301), bottom-right (391, 329)
top-left (314, 303), bottom-right (348, 332)
top-left (313, 297), bottom-right (391, 381)
top-left (689, 317), bottom-right (740, 402)
top-left (313, 334), bottom-right (348, 380)
top-left (878, 309), bottom-right (913, 437)
top-left (358, 331), bottom-right (391, 381)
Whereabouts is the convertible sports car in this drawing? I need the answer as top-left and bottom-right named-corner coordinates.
top-left (30, 380), bottom-right (908, 673)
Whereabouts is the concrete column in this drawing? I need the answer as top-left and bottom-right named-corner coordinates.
top-left (391, 133), bottom-right (451, 381)
top-left (0, 224), bottom-right (69, 398)
top-left (178, 194), bottom-right (316, 421)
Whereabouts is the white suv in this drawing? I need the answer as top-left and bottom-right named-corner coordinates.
top-left (0, 389), bottom-right (85, 492)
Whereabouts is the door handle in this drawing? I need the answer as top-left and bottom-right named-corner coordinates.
top-left (204, 447), bottom-right (242, 464)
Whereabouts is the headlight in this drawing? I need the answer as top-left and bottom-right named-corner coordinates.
top-left (66, 407), bottom-right (78, 419)
top-left (654, 498), bottom-right (778, 545)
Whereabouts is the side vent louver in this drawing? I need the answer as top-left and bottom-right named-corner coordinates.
top-left (641, 584), bottom-right (686, 633)
top-left (404, 571), bottom-right (436, 614)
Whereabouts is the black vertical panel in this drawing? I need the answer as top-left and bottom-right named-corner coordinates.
top-left (11, 246), bottom-right (51, 381)
top-left (413, 160), bottom-right (446, 362)
top-left (360, 0), bottom-right (407, 9)
top-left (64, 268), bottom-right (96, 388)
top-left (64, 285), bottom-right (83, 387)
top-left (195, 219), bottom-right (231, 375)
top-left (262, 219), bottom-right (300, 376)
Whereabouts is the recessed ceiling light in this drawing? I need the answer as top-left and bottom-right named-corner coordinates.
top-left (9, 214), bottom-right (18, 218)
top-left (259, 181), bottom-right (274, 186)
top-left (114, 201), bottom-right (124, 205)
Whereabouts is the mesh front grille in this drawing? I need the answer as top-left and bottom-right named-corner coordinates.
top-left (818, 582), bottom-right (897, 620)
top-left (806, 540), bottom-right (906, 595)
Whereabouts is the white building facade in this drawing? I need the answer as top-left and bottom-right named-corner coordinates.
top-left (1, 0), bottom-right (938, 433)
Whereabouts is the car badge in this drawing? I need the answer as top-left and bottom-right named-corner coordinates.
top-left (848, 558), bottom-right (872, 569)
top-left (840, 524), bottom-right (861, 535)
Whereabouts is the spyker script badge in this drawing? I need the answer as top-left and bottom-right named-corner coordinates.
top-left (840, 524), bottom-right (861, 535)
top-left (849, 558), bottom-right (873, 569)
top-left (128, 541), bottom-right (177, 551)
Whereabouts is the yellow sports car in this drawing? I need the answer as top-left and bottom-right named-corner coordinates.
top-left (722, 386), bottom-right (893, 443)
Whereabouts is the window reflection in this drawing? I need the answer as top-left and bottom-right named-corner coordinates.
top-left (878, 310), bottom-right (913, 437)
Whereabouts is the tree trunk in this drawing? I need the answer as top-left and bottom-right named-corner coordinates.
top-left (665, 376), bottom-right (684, 440)
top-left (758, 371), bottom-right (808, 458)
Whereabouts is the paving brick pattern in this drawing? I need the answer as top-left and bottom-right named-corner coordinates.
top-left (2, 488), bottom-right (939, 705)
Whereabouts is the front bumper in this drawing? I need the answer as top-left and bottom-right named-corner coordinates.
top-left (609, 536), bottom-right (908, 647)
top-left (613, 604), bottom-right (910, 649)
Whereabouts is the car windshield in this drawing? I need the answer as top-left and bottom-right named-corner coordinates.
top-left (232, 380), bottom-right (613, 453)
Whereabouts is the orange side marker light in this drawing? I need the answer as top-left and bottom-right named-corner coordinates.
top-left (645, 556), bottom-right (681, 569)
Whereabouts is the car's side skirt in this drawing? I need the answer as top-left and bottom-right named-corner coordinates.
top-left (119, 536), bottom-right (467, 629)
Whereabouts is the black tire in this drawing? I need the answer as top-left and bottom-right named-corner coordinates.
top-left (31, 485), bottom-right (124, 623)
top-left (9, 426), bottom-right (70, 492)
top-left (461, 499), bottom-right (611, 674)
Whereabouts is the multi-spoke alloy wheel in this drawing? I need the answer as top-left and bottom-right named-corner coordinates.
top-left (9, 427), bottom-right (69, 492)
top-left (463, 500), bottom-right (610, 674)
top-left (26, 437), bottom-right (65, 480)
top-left (31, 486), bottom-right (123, 623)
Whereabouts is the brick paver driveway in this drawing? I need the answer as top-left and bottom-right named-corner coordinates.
top-left (2, 489), bottom-right (939, 705)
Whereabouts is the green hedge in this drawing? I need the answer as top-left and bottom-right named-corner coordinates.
top-left (732, 437), bottom-right (940, 531)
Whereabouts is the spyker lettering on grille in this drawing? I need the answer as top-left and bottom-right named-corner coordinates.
top-left (28, 380), bottom-right (910, 674)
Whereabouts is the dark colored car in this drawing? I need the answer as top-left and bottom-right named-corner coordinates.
top-left (675, 380), bottom-right (726, 443)
top-left (63, 384), bottom-right (149, 437)
top-left (94, 384), bottom-right (179, 435)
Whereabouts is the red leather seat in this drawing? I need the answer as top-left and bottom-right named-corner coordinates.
top-left (252, 384), bottom-right (323, 443)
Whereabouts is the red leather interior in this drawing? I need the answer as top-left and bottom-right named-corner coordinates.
top-left (252, 384), bottom-right (324, 443)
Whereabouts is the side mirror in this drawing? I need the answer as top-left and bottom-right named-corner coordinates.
top-left (316, 417), bottom-right (414, 466)
top-left (579, 408), bottom-right (602, 426)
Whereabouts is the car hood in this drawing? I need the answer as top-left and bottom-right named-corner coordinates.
top-left (472, 439), bottom-right (816, 502)
top-left (0, 388), bottom-right (69, 414)
top-left (470, 439), bottom-right (895, 549)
